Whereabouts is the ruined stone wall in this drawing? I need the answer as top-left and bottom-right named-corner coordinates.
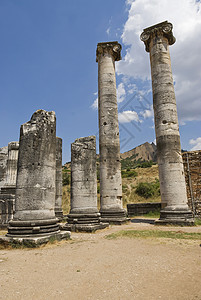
top-left (182, 151), bottom-right (201, 217)
top-left (0, 146), bottom-right (8, 189)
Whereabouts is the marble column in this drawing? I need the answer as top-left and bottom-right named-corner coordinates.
top-left (0, 146), bottom-right (8, 189)
top-left (55, 137), bottom-right (64, 220)
top-left (140, 21), bottom-right (194, 225)
top-left (64, 136), bottom-right (109, 232)
top-left (7, 110), bottom-right (70, 242)
top-left (0, 142), bottom-right (19, 225)
top-left (96, 42), bottom-right (129, 224)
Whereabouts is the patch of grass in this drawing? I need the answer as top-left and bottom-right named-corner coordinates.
top-left (141, 210), bottom-right (160, 219)
top-left (105, 229), bottom-right (201, 241)
top-left (195, 218), bottom-right (201, 226)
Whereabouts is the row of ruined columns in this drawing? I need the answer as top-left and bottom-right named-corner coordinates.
top-left (0, 20), bottom-right (194, 244)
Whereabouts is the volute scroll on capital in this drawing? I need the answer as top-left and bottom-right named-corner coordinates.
top-left (96, 41), bottom-right (122, 62)
top-left (140, 21), bottom-right (176, 52)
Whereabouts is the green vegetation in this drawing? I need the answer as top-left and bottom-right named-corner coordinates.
top-left (135, 179), bottom-right (160, 199)
top-left (121, 154), bottom-right (156, 170)
top-left (121, 169), bottom-right (138, 178)
top-left (62, 169), bottom-right (71, 186)
top-left (139, 210), bottom-right (160, 218)
top-left (105, 229), bottom-right (201, 241)
top-left (195, 218), bottom-right (201, 226)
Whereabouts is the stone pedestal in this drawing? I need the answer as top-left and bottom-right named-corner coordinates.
top-left (55, 137), bottom-right (64, 220)
top-left (140, 21), bottom-right (194, 225)
top-left (64, 136), bottom-right (109, 232)
top-left (6, 110), bottom-right (70, 242)
top-left (0, 142), bottom-right (19, 226)
top-left (96, 42), bottom-right (129, 224)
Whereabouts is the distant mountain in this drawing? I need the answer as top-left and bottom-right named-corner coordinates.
top-left (121, 142), bottom-right (157, 162)
top-left (63, 142), bottom-right (157, 169)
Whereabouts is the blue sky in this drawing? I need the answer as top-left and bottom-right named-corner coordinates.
top-left (1, 0), bottom-right (201, 163)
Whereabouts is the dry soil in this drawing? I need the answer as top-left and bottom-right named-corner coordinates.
top-left (0, 219), bottom-right (201, 300)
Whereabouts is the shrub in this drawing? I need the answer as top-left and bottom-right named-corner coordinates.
top-left (62, 170), bottom-right (71, 186)
top-left (135, 180), bottom-right (160, 198)
top-left (121, 170), bottom-right (138, 178)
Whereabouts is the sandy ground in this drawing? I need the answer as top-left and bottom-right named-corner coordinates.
top-left (0, 219), bottom-right (201, 300)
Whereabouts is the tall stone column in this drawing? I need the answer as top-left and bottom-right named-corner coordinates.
top-left (64, 136), bottom-right (108, 232)
top-left (6, 110), bottom-right (70, 242)
top-left (96, 42), bottom-right (128, 224)
top-left (6, 142), bottom-right (19, 187)
top-left (0, 142), bottom-right (19, 225)
top-left (140, 21), bottom-right (194, 225)
top-left (0, 146), bottom-right (8, 189)
top-left (55, 137), bottom-right (64, 220)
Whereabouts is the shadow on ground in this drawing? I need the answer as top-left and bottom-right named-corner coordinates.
top-left (131, 218), bottom-right (155, 225)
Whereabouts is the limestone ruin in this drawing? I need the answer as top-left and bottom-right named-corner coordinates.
top-left (64, 136), bottom-right (109, 232)
top-left (0, 146), bottom-right (8, 189)
top-left (96, 41), bottom-right (129, 224)
top-left (182, 151), bottom-right (201, 217)
top-left (55, 137), bottom-right (64, 220)
top-left (140, 21), bottom-right (194, 225)
top-left (0, 142), bottom-right (19, 226)
top-left (5, 110), bottom-right (70, 244)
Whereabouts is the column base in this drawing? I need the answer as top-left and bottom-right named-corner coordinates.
top-left (55, 210), bottom-right (64, 221)
top-left (155, 210), bottom-right (194, 226)
top-left (0, 230), bottom-right (71, 247)
top-left (0, 188), bottom-right (15, 225)
top-left (62, 212), bottom-right (109, 232)
top-left (7, 218), bottom-right (60, 236)
top-left (100, 210), bottom-right (130, 225)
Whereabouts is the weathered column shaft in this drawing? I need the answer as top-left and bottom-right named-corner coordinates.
top-left (96, 42), bottom-right (128, 223)
top-left (6, 142), bottom-right (19, 186)
top-left (70, 136), bottom-right (98, 214)
top-left (0, 146), bottom-right (8, 189)
top-left (7, 110), bottom-right (60, 236)
top-left (0, 142), bottom-right (19, 226)
top-left (55, 137), bottom-right (64, 220)
top-left (141, 21), bottom-right (193, 224)
top-left (64, 136), bottom-right (108, 232)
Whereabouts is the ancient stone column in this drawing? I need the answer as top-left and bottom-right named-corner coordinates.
top-left (55, 137), bottom-right (64, 220)
top-left (140, 21), bottom-right (194, 225)
top-left (6, 142), bottom-right (19, 187)
top-left (0, 146), bottom-right (8, 189)
top-left (0, 142), bottom-right (19, 225)
top-left (7, 110), bottom-right (70, 241)
top-left (96, 42), bottom-right (128, 224)
top-left (64, 136), bottom-right (108, 232)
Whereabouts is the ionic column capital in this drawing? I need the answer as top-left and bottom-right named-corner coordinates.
top-left (140, 21), bottom-right (176, 52)
top-left (96, 41), bottom-right (122, 62)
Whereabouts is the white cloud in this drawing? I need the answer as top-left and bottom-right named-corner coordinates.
top-left (106, 27), bottom-right (110, 35)
top-left (140, 105), bottom-right (154, 119)
top-left (189, 137), bottom-right (201, 151)
top-left (117, 82), bottom-right (126, 103)
top-left (91, 97), bottom-right (98, 110)
top-left (118, 110), bottom-right (140, 123)
top-left (117, 0), bottom-right (201, 123)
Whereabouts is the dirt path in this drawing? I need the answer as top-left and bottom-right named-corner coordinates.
top-left (0, 220), bottom-right (201, 300)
